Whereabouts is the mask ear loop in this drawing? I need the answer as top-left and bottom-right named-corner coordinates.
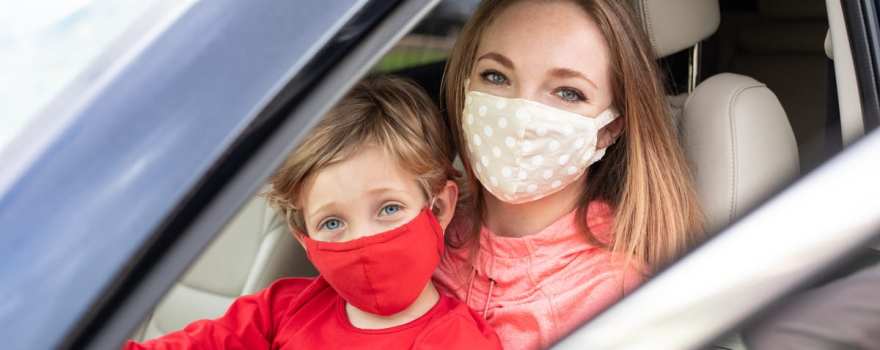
top-left (427, 195), bottom-right (440, 217)
top-left (595, 108), bottom-right (621, 150)
top-left (595, 107), bottom-right (620, 129)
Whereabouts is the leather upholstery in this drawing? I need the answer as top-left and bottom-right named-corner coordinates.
top-left (136, 195), bottom-right (316, 341)
top-left (682, 73), bottom-right (799, 230)
top-left (630, 0), bottom-right (720, 57)
top-left (632, 0), bottom-right (801, 230)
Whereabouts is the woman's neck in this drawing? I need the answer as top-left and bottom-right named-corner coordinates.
top-left (484, 173), bottom-right (587, 237)
top-left (345, 282), bottom-right (439, 329)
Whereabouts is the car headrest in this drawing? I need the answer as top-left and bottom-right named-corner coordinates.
top-left (681, 73), bottom-right (800, 231)
top-left (629, 0), bottom-right (720, 58)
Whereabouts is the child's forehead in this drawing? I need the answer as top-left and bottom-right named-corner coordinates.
top-left (299, 146), bottom-right (423, 209)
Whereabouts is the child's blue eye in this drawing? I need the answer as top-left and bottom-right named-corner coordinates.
top-left (320, 218), bottom-right (343, 231)
top-left (379, 204), bottom-right (402, 216)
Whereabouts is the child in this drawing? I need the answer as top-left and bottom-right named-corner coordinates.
top-left (124, 77), bottom-right (501, 349)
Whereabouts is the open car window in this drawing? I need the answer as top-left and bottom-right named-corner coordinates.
top-left (0, 0), bottom-right (191, 154)
top-left (133, 1), bottom-right (879, 349)
top-left (4, 0), bottom-right (879, 349)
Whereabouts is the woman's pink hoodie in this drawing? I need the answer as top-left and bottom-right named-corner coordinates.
top-left (433, 201), bottom-right (644, 350)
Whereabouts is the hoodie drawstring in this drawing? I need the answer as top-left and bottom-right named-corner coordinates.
top-left (483, 278), bottom-right (495, 317)
top-left (464, 230), bottom-right (498, 319)
top-left (465, 267), bottom-right (476, 307)
top-left (465, 267), bottom-right (496, 319)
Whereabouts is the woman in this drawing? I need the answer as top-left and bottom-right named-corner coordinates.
top-left (433, 1), bottom-right (704, 349)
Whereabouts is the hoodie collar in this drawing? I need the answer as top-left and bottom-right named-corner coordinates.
top-left (477, 201), bottom-right (614, 259)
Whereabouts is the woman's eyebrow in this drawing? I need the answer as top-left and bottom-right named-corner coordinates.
top-left (476, 52), bottom-right (515, 69)
top-left (548, 67), bottom-right (598, 89)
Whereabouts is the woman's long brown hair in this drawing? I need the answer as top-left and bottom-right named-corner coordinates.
top-left (442, 0), bottom-right (704, 271)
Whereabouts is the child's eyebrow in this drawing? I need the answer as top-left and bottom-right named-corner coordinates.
top-left (306, 202), bottom-right (337, 222)
top-left (365, 186), bottom-right (410, 196)
top-left (305, 186), bottom-right (414, 222)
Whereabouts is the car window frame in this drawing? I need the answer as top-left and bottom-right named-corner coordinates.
top-left (843, 0), bottom-right (880, 131)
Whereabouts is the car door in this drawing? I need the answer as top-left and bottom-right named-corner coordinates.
top-left (0, 1), bottom-right (439, 348)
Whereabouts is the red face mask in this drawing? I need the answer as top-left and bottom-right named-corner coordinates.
top-left (300, 208), bottom-right (444, 316)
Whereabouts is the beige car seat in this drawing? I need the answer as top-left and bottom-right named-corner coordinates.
top-left (131, 194), bottom-right (316, 341)
top-left (630, 1), bottom-right (800, 348)
top-left (630, 0), bottom-right (800, 232)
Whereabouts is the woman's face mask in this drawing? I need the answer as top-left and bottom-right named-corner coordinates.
top-left (462, 90), bottom-right (618, 204)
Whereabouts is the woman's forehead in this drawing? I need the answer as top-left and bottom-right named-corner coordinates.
top-left (477, 1), bottom-right (611, 87)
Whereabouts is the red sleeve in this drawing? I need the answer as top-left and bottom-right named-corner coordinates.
top-left (414, 303), bottom-right (502, 349)
top-left (123, 278), bottom-right (313, 350)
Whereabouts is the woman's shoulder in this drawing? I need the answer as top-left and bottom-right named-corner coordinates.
top-left (544, 236), bottom-right (647, 297)
top-left (577, 251), bottom-right (648, 310)
top-left (587, 253), bottom-right (646, 289)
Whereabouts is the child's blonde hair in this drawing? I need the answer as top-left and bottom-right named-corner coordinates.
top-left (266, 76), bottom-right (457, 235)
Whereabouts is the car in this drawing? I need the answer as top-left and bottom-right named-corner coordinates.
top-left (0, 0), bottom-right (877, 349)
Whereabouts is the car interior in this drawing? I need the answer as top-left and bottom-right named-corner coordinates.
top-left (128, 193), bottom-right (317, 340)
top-left (130, 0), bottom-right (866, 348)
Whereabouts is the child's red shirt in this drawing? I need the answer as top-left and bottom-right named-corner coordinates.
top-left (124, 277), bottom-right (501, 349)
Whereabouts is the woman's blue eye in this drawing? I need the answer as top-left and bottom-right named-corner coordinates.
top-left (555, 88), bottom-right (586, 103)
top-left (480, 70), bottom-right (508, 85)
top-left (380, 204), bottom-right (402, 216)
top-left (320, 218), bottom-right (343, 231)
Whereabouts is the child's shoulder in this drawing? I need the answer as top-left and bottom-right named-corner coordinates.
top-left (414, 293), bottom-right (502, 349)
top-left (266, 276), bottom-right (317, 291)
top-left (258, 276), bottom-right (335, 307)
top-left (258, 277), bottom-right (339, 322)
top-left (264, 276), bottom-right (336, 299)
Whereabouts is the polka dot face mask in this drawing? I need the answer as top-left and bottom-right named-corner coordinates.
top-left (462, 90), bottom-right (619, 204)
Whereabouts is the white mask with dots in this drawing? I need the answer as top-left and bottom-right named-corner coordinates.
top-left (462, 90), bottom-right (619, 204)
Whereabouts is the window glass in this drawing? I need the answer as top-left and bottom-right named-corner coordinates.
top-left (0, 0), bottom-right (193, 153)
top-left (372, 1), bottom-right (476, 73)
